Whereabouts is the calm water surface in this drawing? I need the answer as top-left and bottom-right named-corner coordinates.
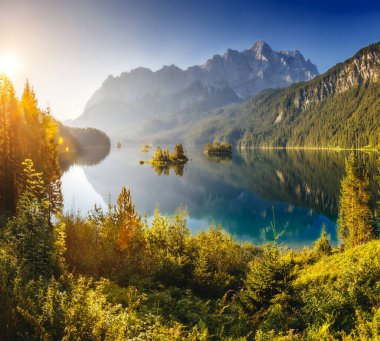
top-left (61, 147), bottom-right (379, 248)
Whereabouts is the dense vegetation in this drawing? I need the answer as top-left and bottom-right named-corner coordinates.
top-left (58, 124), bottom-right (110, 151)
top-left (0, 75), bottom-right (111, 212)
top-left (179, 42), bottom-right (380, 148)
top-left (1, 158), bottom-right (380, 339)
top-left (1, 77), bottom-right (380, 339)
top-left (0, 75), bottom-right (61, 213)
top-left (204, 140), bottom-right (232, 156)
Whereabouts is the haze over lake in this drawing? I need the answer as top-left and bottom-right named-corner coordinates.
top-left (61, 147), bottom-right (379, 248)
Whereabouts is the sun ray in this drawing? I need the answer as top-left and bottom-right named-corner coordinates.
top-left (0, 54), bottom-right (18, 77)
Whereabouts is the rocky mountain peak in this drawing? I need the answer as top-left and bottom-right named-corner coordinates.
top-left (250, 40), bottom-right (271, 51)
top-left (249, 40), bottom-right (273, 58)
top-left (76, 40), bottom-right (319, 138)
top-left (223, 48), bottom-right (240, 60)
top-left (280, 49), bottom-right (302, 58)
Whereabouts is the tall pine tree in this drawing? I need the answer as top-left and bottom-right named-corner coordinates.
top-left (337, 154), bottom-right (377, 247)
top-left (0, 76), bottom-right (20, 211)
top-left (0, 77), bottom-right (62, 213)
top-left (115, 187), bottom-right (141, 252)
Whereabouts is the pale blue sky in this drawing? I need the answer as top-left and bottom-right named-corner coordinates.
top-left (1, 0), bottom-right (379, 120)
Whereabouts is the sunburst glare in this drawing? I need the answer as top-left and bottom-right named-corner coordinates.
top-left (0, 53), bottom-right (19, 77)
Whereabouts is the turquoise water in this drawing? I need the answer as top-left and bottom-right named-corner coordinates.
top-left (61, 147), bottom-right (379, 248)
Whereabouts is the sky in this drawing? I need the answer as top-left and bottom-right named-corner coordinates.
top-left (0, 0), bottom-right (379, 121)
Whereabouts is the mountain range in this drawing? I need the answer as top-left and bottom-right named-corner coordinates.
top-left (179, 42), bottom-right (380, 148)
top-left (73, 41), bottom-right (380, 149)
top-left (72, 40), bottom-right (319, 140)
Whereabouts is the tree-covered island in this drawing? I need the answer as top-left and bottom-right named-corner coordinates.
top-left (204, 140), bottom-right (233, 156)
top-left (143, 144), bottom-right (188, 165)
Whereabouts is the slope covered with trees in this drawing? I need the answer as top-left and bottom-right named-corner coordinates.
top-left (0, 75), bottom-right (111, 212)
top-left (57, 124), bottom-right (111, 171)
top-left (178, 42), bottom-right (380, 148)
top-left (0, 76), bottom-right (62, 213)
top-left (58, 124), bottom-right (110, 152)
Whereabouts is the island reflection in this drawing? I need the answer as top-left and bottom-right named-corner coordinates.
top-left (62, 146), bottom-right (379, 247)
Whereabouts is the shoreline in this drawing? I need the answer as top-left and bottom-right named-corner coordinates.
top-left (238, 146), bottom-right (379, 152)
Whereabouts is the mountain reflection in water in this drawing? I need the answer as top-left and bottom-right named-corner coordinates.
top-left (61, 146), bottom-right (379, 248)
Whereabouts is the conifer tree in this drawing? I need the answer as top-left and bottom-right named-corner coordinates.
top-left (337, 154), bottom-right (376, 248)
top-left (163, 148), bottom-right (170, 162)
top-left (238, 213), bottom-right (294, 327)
top-left (313, 225), bottom-right (332, 257)
top-left (9, 159), bottom-right (63, 281)
top-left (19, 159), bottom-right (46, 201)
top-left (115, 187), bottom-right (141, 252)
top-left (21, 79), bottom-right (39, 118)
top-left (0, 76), bottom-right (21, 211)
top-left (171, 144), bottom-right (187, 161)
top-left (0, 77), bottom-right (62, 213)
top-left (238, 242), bottom-right (294, 326)
top-left (153, 146), bottom-right (164, 162)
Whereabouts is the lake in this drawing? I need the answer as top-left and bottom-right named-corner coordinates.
top-left (61, 146), bottom-right (379, 248)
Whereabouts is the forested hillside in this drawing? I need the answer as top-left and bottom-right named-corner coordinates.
top-left (0, 75), bottom-right (61, 213)
top-left (0, 75), bottom-right (110, 212)
top-left (58, 124), bottom-right (110, 151)
top-left (176, 42), bottom-right (380, 148)
top-left (57, 124), bottom-right (111, 171)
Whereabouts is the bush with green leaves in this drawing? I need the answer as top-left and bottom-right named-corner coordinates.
top-left (191, 226), bottom-right (258, 297)
top-left (238, 242), bottom-right (296, 333)
top-left (295, 240), bottom-right (380, 335)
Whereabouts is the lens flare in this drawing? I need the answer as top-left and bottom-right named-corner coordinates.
top-left (0, 54), bottom-right (18, 77)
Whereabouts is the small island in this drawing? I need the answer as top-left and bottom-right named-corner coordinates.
top-left (140, 144), bottom-right (188, 176)
top-left (204, 140), bottom-right (233, 156)
top-left (148, 144), bottom-right (188, 164)
top-left (140, 144), bottom-right (151, 152)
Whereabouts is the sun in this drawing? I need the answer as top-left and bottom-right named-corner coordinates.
top-left (0, 54), bottom-right (18, 77)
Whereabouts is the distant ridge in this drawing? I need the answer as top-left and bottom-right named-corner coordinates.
top-left (177, 42), bottom-right (380, 148)
top-left (73, 40), bottom-right (318, 140)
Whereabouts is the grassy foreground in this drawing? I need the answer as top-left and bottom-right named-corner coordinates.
top-left (1, 184), bottom-right (379, 340)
